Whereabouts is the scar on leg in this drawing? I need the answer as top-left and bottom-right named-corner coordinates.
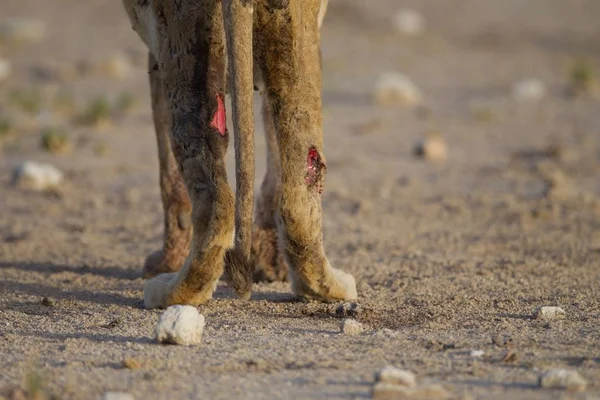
top-left (305, 147), bottom-right (326, 194)
top-left (210, 94), bottom-right (227, 136)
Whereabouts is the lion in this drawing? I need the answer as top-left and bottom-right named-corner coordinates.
top-left (122, 0), bottom-right (357, 308)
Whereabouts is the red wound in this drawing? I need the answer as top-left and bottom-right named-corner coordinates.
top-left (306, 147), bottom-right (325, 193)
top-left (210, 94), bottom-right (226, 136)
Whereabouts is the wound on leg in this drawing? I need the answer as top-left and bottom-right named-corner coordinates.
top-left (210, 94), bottom-right (227, 136)
top-left (305, 147), bottom-right (326, 194)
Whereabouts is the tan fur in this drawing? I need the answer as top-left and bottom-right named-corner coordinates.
top-left (124, 0), bottom-right (357, 309)
top-left (250, 94), bottom-right (286, 282)
top-left (143, 54), bottom-right (192, 279)
top-left (222, 0), bottom-right (255, 299)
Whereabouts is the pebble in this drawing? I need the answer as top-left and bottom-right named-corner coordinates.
top-left (0, 19), bottom-right (46, 43)
top-left (155, 305), bottom-right (205, 346)
top-left (12, 161), bottom-right (64, 191)
top-left (101, 392), bottom-right (135, 400)
top-left (470, 350), bottom-right (485, 358)
top-left (335, 302), bottom-right (362, 318)
top-left (534, 306), bottom-right (566, 320)
top-left (538, 369), bottom-right (587, 391)
top-left (375, 366), bottom-right (417, 388)
top-left (513, 78), bottom-right (546, 101)
top-left (392, 9), bottom-right (426, 36)
top-left (122, 357), bottom-right (141, 370)
top-left (373, 72), bottom-right (422, 106)
top-left (0, 58), bottom-right (11, 82)
top-left (413, 133), bottom-right (447, 162)
top-left (341, 319), bottom-right (364, 335)
top-left (100, 53), bottom-right (133, 79)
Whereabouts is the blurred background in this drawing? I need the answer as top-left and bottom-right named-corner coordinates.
top-left (1, 1), bottom-right (600, 398)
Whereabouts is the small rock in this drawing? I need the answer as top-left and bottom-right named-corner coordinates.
top-left (375, 366), bottom-right (417, 388)
top-left (12, 161), bottom-right (64, 191)
top-left (491, 334), bottom-right (504, 347)
top-left (413, 133), bottom-right (447, 162)
top-left (392, 9), bottom-right (426, 36)
top-left (104, 318), bottom-right (122, 329)
top-left (539, 369), bottom-right (587, 391)
top-left (122, 357), bottom-right (141, 370)
top-left (101, 392), bottom-right (135, 400)
top-left (155, 305), bottom-right (205, 346)
top-left (0, 19), bottom-right (46, 43)
top-left (335, 302), bottom-right (361, 318)
top-left (534, 306), bottom-right (566, 320)
top-left (427, 339), bottom-right (456, 352)
top-left (100, 53), bottom-right (133, 79)
top-left (41, 297), bottom-right (54, 307)
top-left (374, 72), bottom-right (422, 106)
top-left (123, 188), bottom-right (141, 206)
top-left (341, 319), bottom-right (364, 335)
top-left (0, 58), bottom-right (11, 82)
top-left (470, 350), bottom-right (484, 358)
top-left (501, 350), bottom-right (519, 363)
top-left (513, 78), bottom-right (546, 101)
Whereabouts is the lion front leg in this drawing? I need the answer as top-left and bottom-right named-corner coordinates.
top-left (251, 94), bottom-right (288, 283)
top-left (141, 0), bottom-right (233, 309)
top-left (255, 0), bottom-right (357, 302)
top-left (143, 52), bottom-right (192, 279)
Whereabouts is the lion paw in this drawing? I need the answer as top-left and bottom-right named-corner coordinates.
top-left (331, 267), bottom-right (358, 301)
top-left (290, 265), bottom-right (358, 302)
top-left (144, 272), bottom-right (177, 309)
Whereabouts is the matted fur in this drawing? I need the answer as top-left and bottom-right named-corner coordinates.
top-left (123, 0), bottom-right (357, 308)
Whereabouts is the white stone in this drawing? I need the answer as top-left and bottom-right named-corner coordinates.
top-left (101, 53), bottom-right (133, 79)
top-left (414, 134), bottom-right (447, 162)
top-left (374, 72), bottom-right (422, 106)
top-left (155, 305), bottom-right (205, 346)
top-left (534, 306), bottom-right (566, 320)
top-left (470, 350), bottom-right (485, 357)
top-left (392, 9), bottom-right (426, 36)
top-left (539, 369), bottom-right (587, 391)
top-left (0, 19), bottom-right (46, 43)
top-left (341, 319), bottom-right (364, 335)
top-left (513, 78), bottom-right (546, 101)
top-left (12, 161), bottom-right (64, 191)
top-left (375, 366), bottom-right (417, 388)
top-left (101, 392), bottom-right (135, 400)
top-left (0, 59), bottom-right (11, 82)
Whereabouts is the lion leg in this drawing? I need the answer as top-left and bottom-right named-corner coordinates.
top-left (251, 94), bottom-right (287, 283)
top-left (255, 0), bottom-right (357, 302)
top-left (144, 52), bottom-right (192, 279)
top-left (142, 0), bottom-right (233, 309)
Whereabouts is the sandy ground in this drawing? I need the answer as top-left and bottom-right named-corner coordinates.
top-left (1, 0), bottom-right (600, 399)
